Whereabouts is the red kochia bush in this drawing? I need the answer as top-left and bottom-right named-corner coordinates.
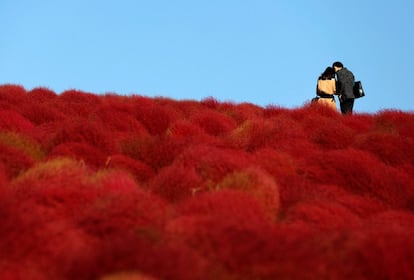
top-left (0, 109), bottom-right (35, 132)
top-left (167, 119), bottom-right (218, 146)
top-left (167, 189), bottom-right (273, 277)
top-left (217, 167), bottom-right (280, 221)
top-left (355, 130), bottom-right (414, 166)
top-left (19, 87), bottom-right (63, 125)
top-left (0, 84), bottom-right (27, 106)
top-left (121, 134), bottom-right (188, 171)
top-left (19, 102), bottom-right (66, 125)
top-left (27, 87), bottom-right (57, 102)
top-left (106, 154), bottom-right (155, 182)
top-left (175, 144), bottom-right (252, 184)
top-left (49, 142), bottom-right (108, 169)
top-left (190, 108), bottom-right (237, 136)
top-left (149, 163), bottom-right (203, 202)
top-left (92, 104), bottom-right (150, 136)
top-left (284, 199), bottom-right (362, 230)
top-left (305, 149), bottom-right (414, 209)
top-left (1, 84), bottom-right (414, 279)
top-left (355, 212), bottom-right (414, 280)
top-left (49, 118), bottom-right (116, 153)
top-left (0, 143), bottom-right (34, 179)
top-left (57, 89), bottom-right (102, 117)
top-left (131, 96), bottom-right (179, 135)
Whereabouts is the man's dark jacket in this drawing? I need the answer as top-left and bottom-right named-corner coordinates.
top-left (336, 67), bottom-right (355, 100)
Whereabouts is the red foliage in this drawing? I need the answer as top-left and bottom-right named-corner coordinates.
top-left (20, 103), bottom-right (67, 125)
top-left (121, 135), bottom-right (188, 171)
top-left (223, 102), bottom-right (264, 124)
top-left (305, 149), bottom-right (414, 209)
top-left (48, 142), bottom-right (108, 168)
top-left (130, 96), bottom-right (179, 135)
top-left (190, 109), bottom-right (237, 137)
top-left (92, 104), bottom-right (150, 136)
top-left (149, 163), bottom-right (203, 202)
top-left (0, 109), bottom-right (35, 132)
top-left (167, 189), bottom-right (273, 277)
top-left (1, 84), bottom-right (414, 279)
top-left (0, 84), bottom-right (27, 106)
top-left (56, 89), bottom-right (102, 117)
top-left (0, 143), bottom-right (34, 179)
top-left (49, 118), bottom-right (116, 153)
top-left (284, 199), bottom-right (362, 230)
top-left (175, 144), bottom-right (252, 183)
top-left (27, 87), bottom-right (58, 102)
top-left (19, 87), bottom-right (63, 125)
top-left (106, 154), bottom-right (155, 182)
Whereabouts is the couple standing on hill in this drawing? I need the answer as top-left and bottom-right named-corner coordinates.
top-left (315, 61), bottom-right (355, 114)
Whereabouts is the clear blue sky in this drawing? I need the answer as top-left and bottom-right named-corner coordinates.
top-left (1, 0), bottom-right (413, 113)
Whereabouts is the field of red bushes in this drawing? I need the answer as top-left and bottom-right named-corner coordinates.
top-left (1, 84), bottom-right (414, 279)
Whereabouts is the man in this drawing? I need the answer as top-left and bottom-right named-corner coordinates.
top-left (332, 61), bottom-right (355, 114)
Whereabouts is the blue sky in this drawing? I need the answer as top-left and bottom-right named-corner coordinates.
top-left (1, 0), bottom-right (413, 113)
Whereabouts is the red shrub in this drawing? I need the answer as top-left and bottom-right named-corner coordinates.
top-left (168, 120), bottom-right (207, 141)
top-left (169, 99), bottom-right (201, 119)
top-left (200, 96), bottom-right (220, 109)
top-left (190, 109), bottom-right (237, 137)
top-left (309, 186), bottom-right (387, 218)
top-left (375, 109), bottom-right (414, 138)
top-left (0, 200), bottom-right (98, 279)
top-left (0, 143), bottom-right (34, 179)
top-left (167, 189), bottom-right (272, 276)
top-left (263, 104), bottom-right (290, 117)
top-left (3, 159), bottom-right (102, 278)
top-left (149, 163), bottom-right (203, 202)
top-left (305, 115), bottom-right (355, 150)
top-left (355, 215), bottom-right (414, 280)
top-left (252, 148), bottom-right (298, 180)
top-left (92, 104), bottom-right (150, 136)
top-left (20, 102), bottom-right (66, 125)
top-left (305, 149), bottom-right (414, 209)
top-left (0, 84), bottom-right (27, 106)
top-left (355, 130), bottom-right (414, 166)
top-left (290, 103), bottom-right (340, 121)
top-left (78, 170), bottom-right (169, 234)
top-left (49, 118), bottom-right (116, 153)
top-left (27, 87), bottom-right (57, 102)
top-left (260, 114), bottom-right (311, 156)
top-left (121, 135), bottom-right (187, 171)
top-left (11, 158), bottom-right (97, 208)
top-left (175, 144), bottom-right (252, 183)
top-left (341, 113), bottom-right (375, 133)
top-left (56, 89), bottom-right (102, 117)
top-left (0, 131), bottom-right (44, 161)
top-left (223, 102), bottom-right (264, 124)
top-left (20, 88), bottom-right (64, 125)
top-left (367, 210), bottom-right (414, 229)
top-left (131, 96), bottom-right (178, 135)
top-left (0, 109), bottom-right (35, 132)
top-left (106, 154), bottom-right (155, 182)
top-left (225, 117), bottom-right (275, 151)
top-left (218, 167), bottom-right (280, 221)
top-left (49, 142), bottom-right (108, 169)
top-left (284, 200), bottom-right (362, 230)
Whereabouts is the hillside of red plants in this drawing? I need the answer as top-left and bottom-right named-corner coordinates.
top-left (1, 84), bottom-right (414, 279)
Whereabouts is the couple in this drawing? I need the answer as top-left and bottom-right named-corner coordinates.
top-left (315, 61), bottom-right (355, 114)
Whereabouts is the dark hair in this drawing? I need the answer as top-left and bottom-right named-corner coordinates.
top-left (332, 61), bottom-right (343, 68)
top-left (320, 67), bottom-right (335, 79)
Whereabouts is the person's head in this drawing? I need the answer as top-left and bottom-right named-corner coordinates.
top-left (332, 61), bottom-right (343, 72)
top-left (321, 66), bottom-right (335, 79)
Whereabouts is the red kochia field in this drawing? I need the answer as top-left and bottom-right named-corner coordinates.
top-left (1, 84), bottom-right (414, 279)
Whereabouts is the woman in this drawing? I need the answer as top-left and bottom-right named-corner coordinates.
top-left (315, 66), bottom-right (337, 111)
